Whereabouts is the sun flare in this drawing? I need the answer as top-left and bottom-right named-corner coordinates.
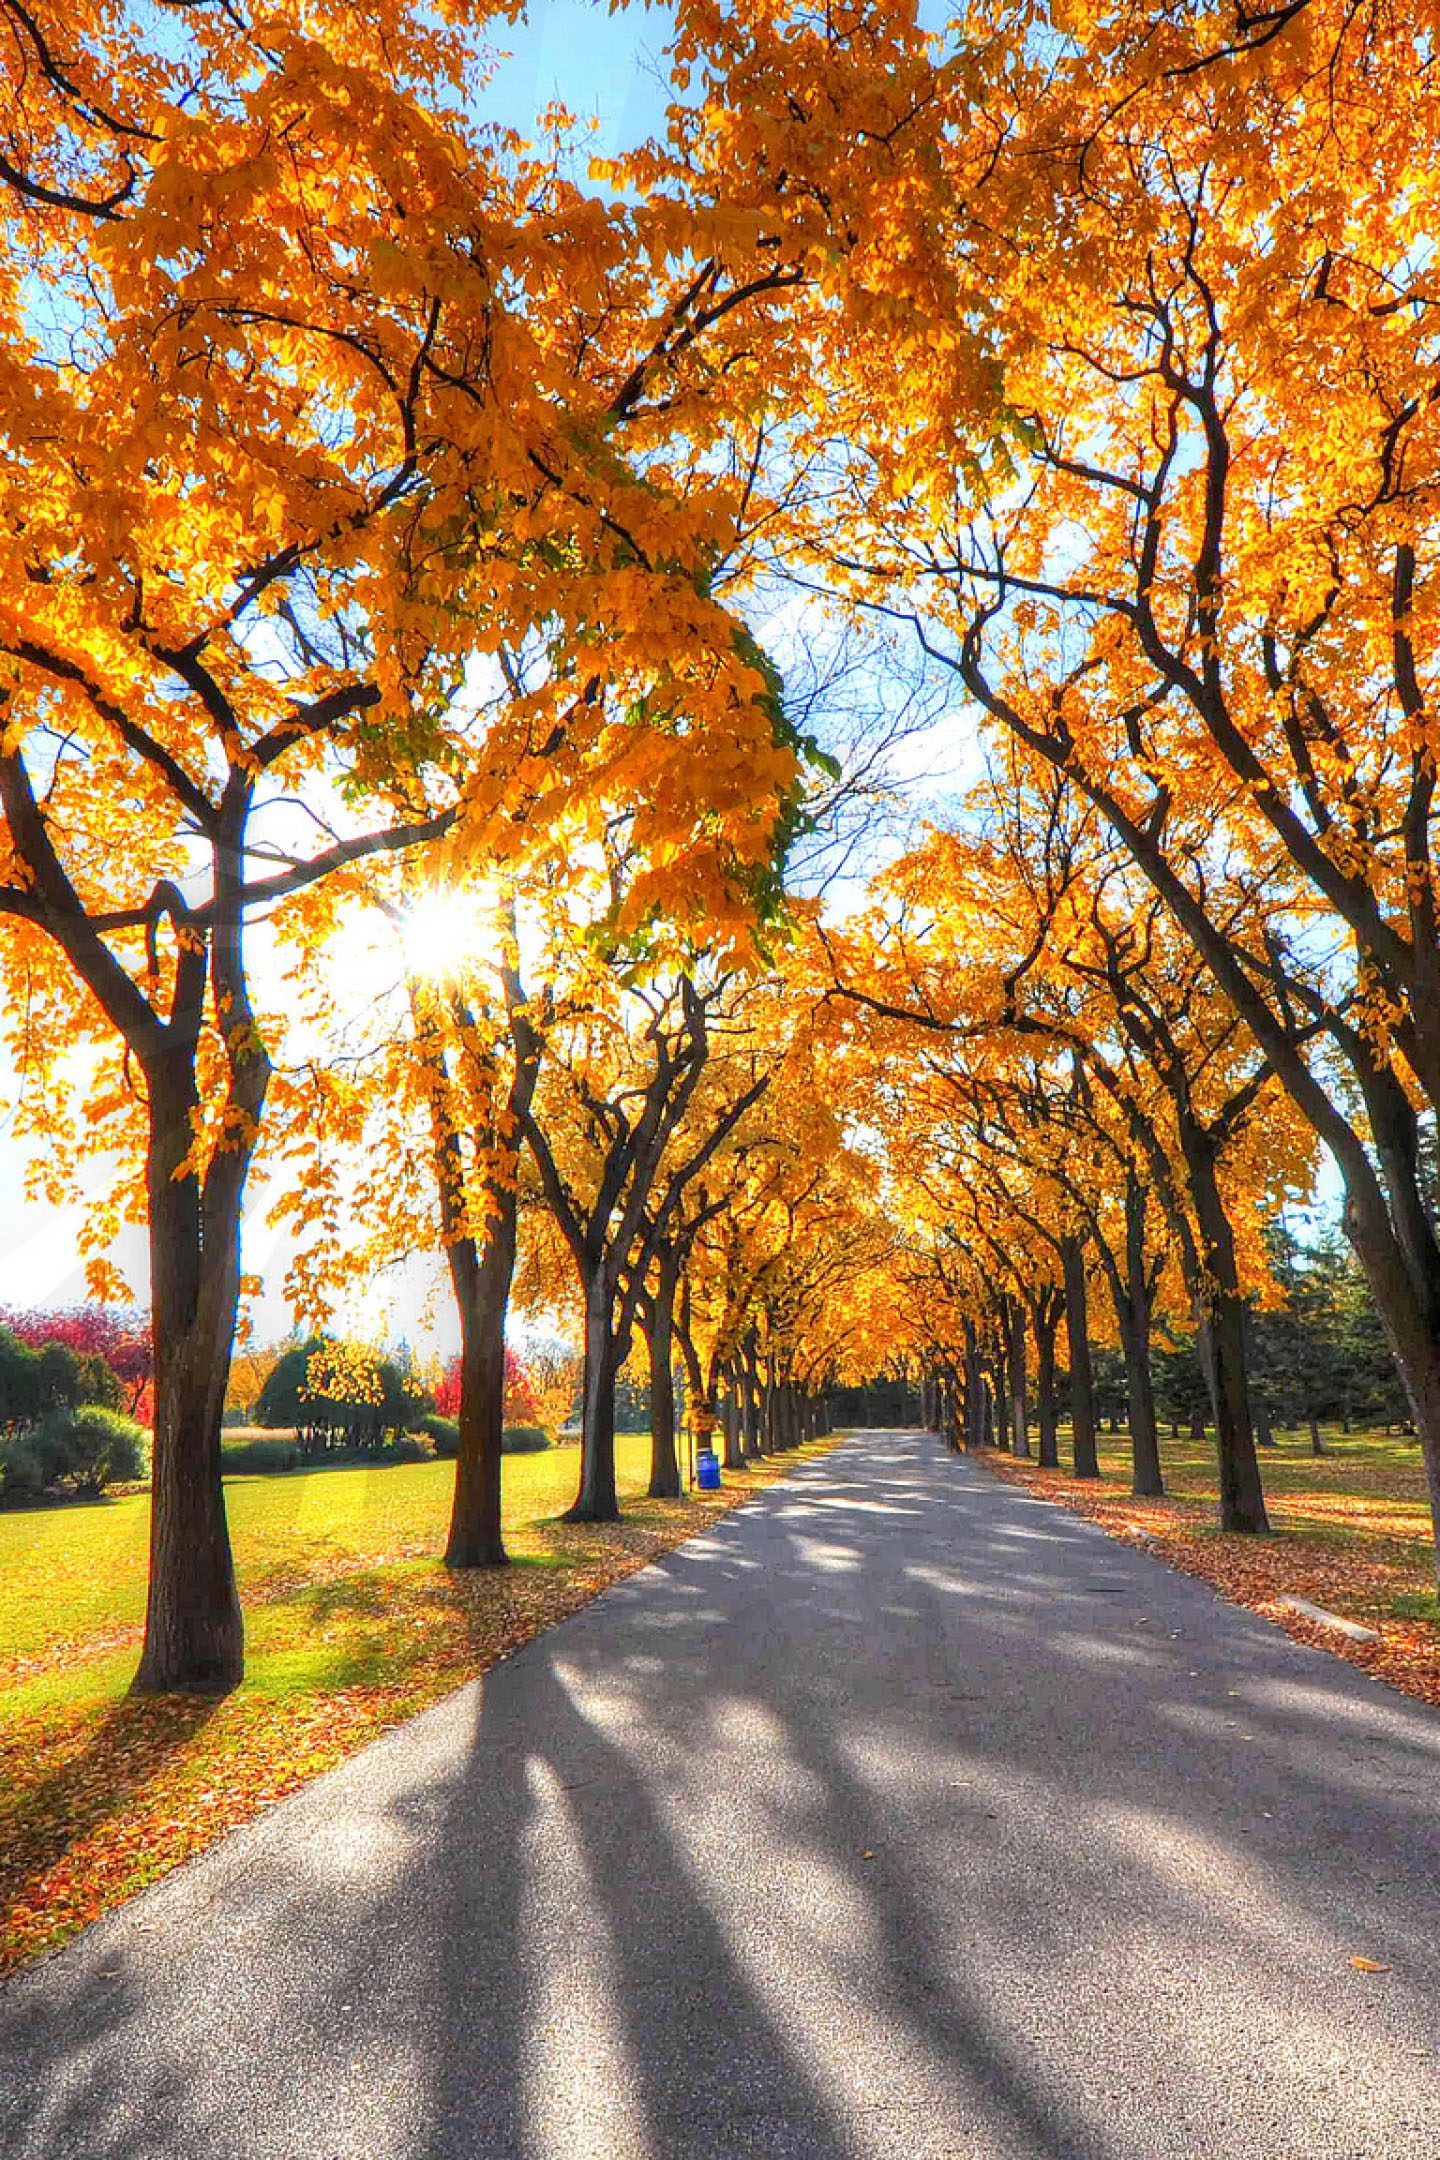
top-left (399, 888), bottom-right (490, 982)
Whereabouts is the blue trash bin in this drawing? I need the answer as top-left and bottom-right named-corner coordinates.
top-left (696, 1449), bottom-right (721, 1490)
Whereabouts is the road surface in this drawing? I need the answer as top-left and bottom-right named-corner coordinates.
top-left (2, 1431), bottom-right (1439, 2158)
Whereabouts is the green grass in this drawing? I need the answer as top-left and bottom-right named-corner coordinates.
top-left (1389, 1589), bottom-right (1440, 1624)
top-left (1087, 1424), bottom-right (1433, 1537)
top-left (0, 1437), bottom-right (652, 1682)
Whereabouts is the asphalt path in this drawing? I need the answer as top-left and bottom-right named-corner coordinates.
top-left (3, 1430), bottom-right (1439, 2159)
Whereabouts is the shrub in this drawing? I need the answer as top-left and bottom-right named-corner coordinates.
top-left (418, 1414), bottom-right (459, 1458)
top-left (0, 1433), bottom-right (47, 1503)
top-left (365, 1432), bottom-right (433, 1465)
top-left (33, 1406), bottom-right (147, 1496)
top-left (502, 1424), bottom-right (549, 1454)
top-left (221, 1436), bottom-right (301, 1475)
top-left (414, 1418), bottom-right (547, 1455)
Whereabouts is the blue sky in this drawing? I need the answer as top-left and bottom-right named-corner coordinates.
top-left (478, 2), bottom-right (673, 157)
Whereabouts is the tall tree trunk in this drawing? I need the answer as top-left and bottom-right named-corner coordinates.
top-left (1121, 1322), bottom-right (1164, 1498)
top-left (1119, 1175), bottom-right (1164, 1498)
top-left (1339, 1144), bottom-right (1440, 1582)
top-left (1185, 1132), bottom-right (1269, 1533)
top-left (963, 1321), bottom-right (986, 1450)
top-left (742, 1335), bottom-right (764, 1459)
top-left (675, 1279), bottom-right (709, 1460)
top-left (133, 1063), bottom-right (246, 1696)
top-left (645, 1253), bottom-right (681, 1499)
top-left (568, 1271), bottom-right (621, 1522)
top-left (1033, 1298), bottom-right (1060, 1469)
top-left (721, 1366), bottom-right (745, 1471)
top-left (445, 1202), bottom-right (518, 1568)
top-left (1063, 1233), bottom-right (1099, 1479)
top-left (990, 1328), bottom-right (1009, 1452)
top-left (1004, 1294), bottom-right (1030, 1458)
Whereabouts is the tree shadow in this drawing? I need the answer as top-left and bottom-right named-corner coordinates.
top-left (3, 1430), bottom-right (1440, 2158)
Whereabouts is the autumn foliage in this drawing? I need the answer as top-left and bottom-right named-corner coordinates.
top-left (4, 0), bottom-right (1440, 1706)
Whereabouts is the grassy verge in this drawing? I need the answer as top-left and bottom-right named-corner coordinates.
top-left (0, 1434), bottom-right (837, 1976)
top-left (975, 1427), bottom-right (1440, 1705)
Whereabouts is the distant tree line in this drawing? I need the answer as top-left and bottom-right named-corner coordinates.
top-left (0, 1322), bottom-right (145, 1504)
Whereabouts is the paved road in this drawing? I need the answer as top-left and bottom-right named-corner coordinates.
top-left (3, 1432), bottom-right (1439, 2159)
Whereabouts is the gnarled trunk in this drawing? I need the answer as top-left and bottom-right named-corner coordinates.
top-left (741, 1335), bottom-right (764, 1459)
top-left (1006, 1294), bottom-right (1030, 1458)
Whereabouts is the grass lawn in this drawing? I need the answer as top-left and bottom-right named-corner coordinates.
top-left (0, 1441), bottom-right (643, 1683)
top-left (979, 1424), bottom-right (1440, 1704)
top-left (0, 1433), bottom-right (837, 1974)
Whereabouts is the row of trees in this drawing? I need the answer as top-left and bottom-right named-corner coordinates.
top-left (4, 0), bottom-right (1440, 1690)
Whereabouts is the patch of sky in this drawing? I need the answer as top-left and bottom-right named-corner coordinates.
top-left (471, 3), bottom-right (675, 168)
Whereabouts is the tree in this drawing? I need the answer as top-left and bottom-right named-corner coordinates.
top-left (255, 1337), bottom-right (430, 1454)
top-left (518, 961), bottom-right (771, 1521)
top-left (0, 1306), bottom-right (149, 1418)
top-left (764, 0), bottom-right (1440, 1572)
top-left (0, 1), bottom-right (831, 1686)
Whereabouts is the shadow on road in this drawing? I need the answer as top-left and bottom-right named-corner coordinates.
top-left (4, 1432), bottom-right (1440, 2159)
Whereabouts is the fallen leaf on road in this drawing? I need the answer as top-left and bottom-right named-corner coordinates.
top-left (1350, 1957), bottom-right (1391, 1973)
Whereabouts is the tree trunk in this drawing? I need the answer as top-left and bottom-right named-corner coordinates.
top-left (1007, 1294), bottom-right (1030, 1458)
top-left (1309, 1416), bottom-right (1325, 1458)
top-left (133, 1066), bottom-right (245, 1696)
top-left (721, 1370), bottom-right (745, 1471)
top-left (990, 1332), bottom-right (1009, 1451)
top-left (1121, 1327), bottom-right (1163, 1498)
top-left (1339, 1154), bottom-right (1440, 1583)
top-left (1118, 1179), bottom-right (1164, 1498)
top-left (445, 1202), bottom-right (517, 1568)
top-left (1184, 1130), bottom-right (1269, 1533)
top-left (1063, 1234), bottom-right (1099, 1479)
top-left (645, 1256), bottom-right (682, 1499)
top-left (568, 1271), bottom-right (621, 1522)
top-left (1034, 1302), bottom-right (1059, 1469)
top-left (963, 1322), bottom-right (986, 1450)
top-left (742, 1337), bottom-right (764, 1459)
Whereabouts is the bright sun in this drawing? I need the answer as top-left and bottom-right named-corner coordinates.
top-left (398, 887), bottom-right (490, 981)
